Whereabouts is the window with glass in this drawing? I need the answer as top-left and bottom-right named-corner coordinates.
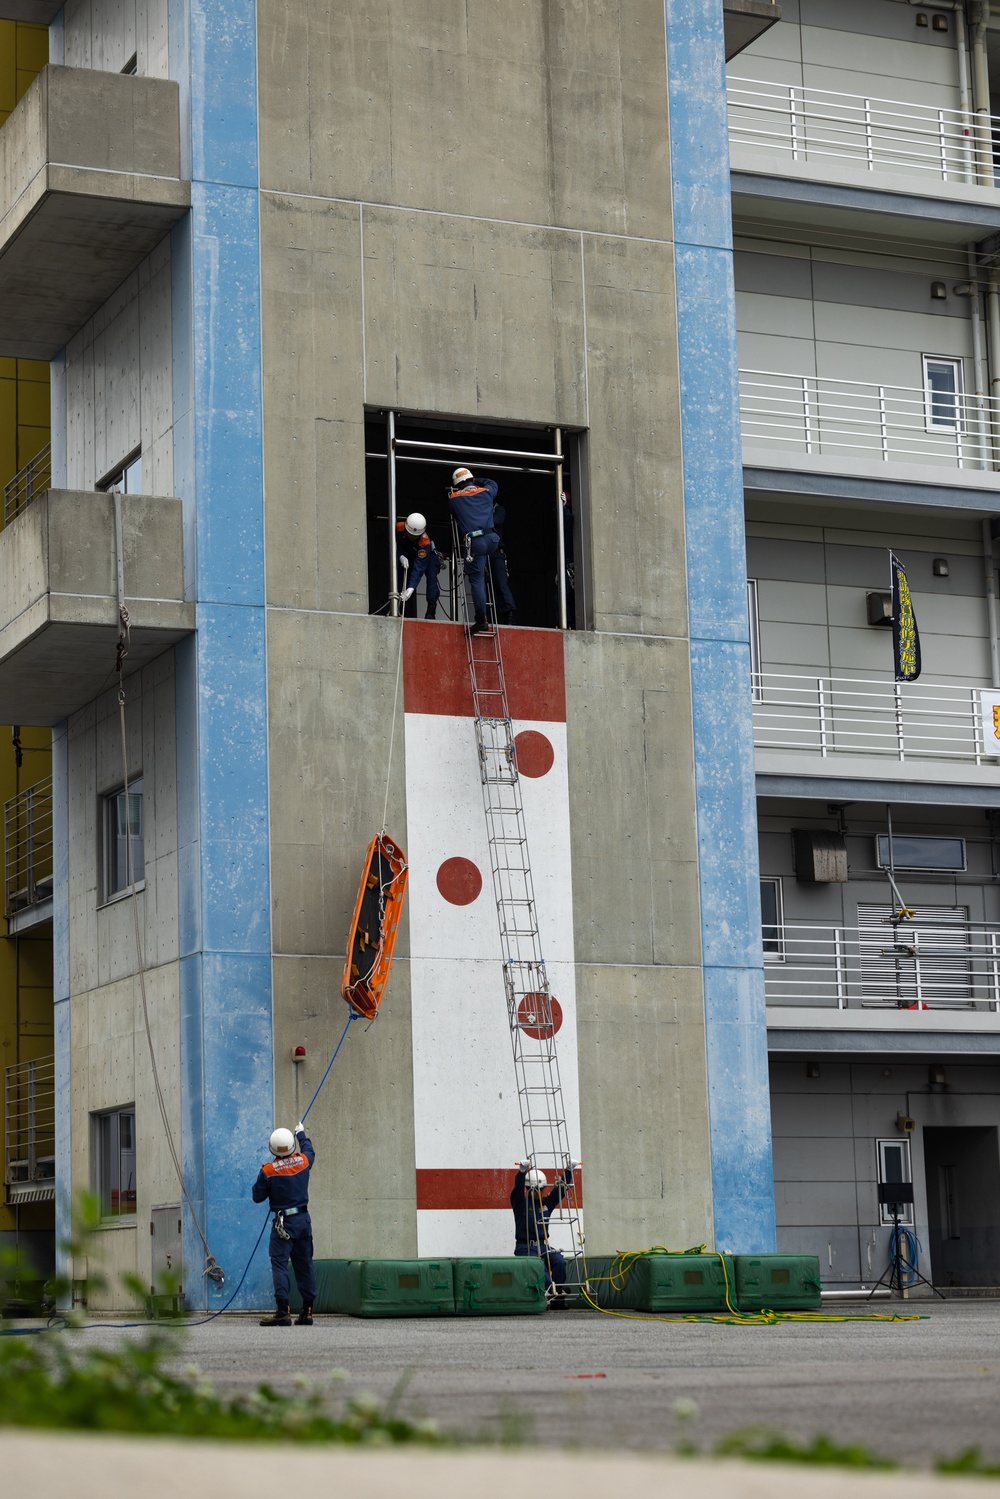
top-left (94, 1108), bottom-right (137, 1218)
top-left (877, 1137), bottom-right (914, 1226)
top-left (760, 877), bottom-right (784, 962)
top-left (98, 449), bottom-right (142, 494)
top-left (103, 778), bottom-right (144, 899)
top-left (922, 356), bottom-right (962, 433)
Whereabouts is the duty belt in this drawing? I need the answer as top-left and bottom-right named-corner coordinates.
top-left (467, 529), bottom-right (485, 538)
top-left (276, 1205), bottom-right (306, 1217)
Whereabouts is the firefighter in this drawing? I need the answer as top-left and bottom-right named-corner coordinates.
top-left (510, 1161), bottom-right (575, 1304)
top-left (447, 466), bottom-right (499, 633)
top-left (396, 511), bottom-right (442, 619)
top-left (253, 1122), bottom-right (317, 1326)
top-left (491, 500), bottom-right (517, 625)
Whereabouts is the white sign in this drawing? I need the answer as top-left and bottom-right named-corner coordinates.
top-left (978, 690), bottom-right (1000, 749)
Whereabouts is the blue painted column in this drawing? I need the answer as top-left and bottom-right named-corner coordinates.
top-left (171, 0), bottom-right (274, 1308)
top-left (665, 0), bottom-right (776, 1250)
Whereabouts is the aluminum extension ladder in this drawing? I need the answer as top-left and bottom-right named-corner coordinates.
top-left (452, 524), bottom-right (586, 1286)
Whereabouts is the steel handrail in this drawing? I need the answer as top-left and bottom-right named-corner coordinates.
top-left (2, 443), bottom-right (51, 529)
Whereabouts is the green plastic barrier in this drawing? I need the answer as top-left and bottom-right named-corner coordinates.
top-left (452, 1256), bottom-right (546, 1315)
top-left (629, 1252), bottom-right (737, 1312)
top-left (289, 1258), bottom-right (455, 1317)
top-left (733, 1253), bottom-right (822, 1311)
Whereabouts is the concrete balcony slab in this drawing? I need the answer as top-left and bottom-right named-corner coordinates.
top-left (724, 1), bottom-right (780, 61)
top-left (0, 491), bottom-right (194, 725)
top-left (0, 2), bottom-right (61, 17)
top-left (0, 66), bottom-right (190, 359)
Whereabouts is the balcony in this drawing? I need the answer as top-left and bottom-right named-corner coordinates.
top-left (0, 66), bottom-right (189, 360)
top-left (4, 777), bottom-right (52, 933)
top-left (753, 672), bottom-right (1000, 787)
top-left (728, 77), bottom-right (994, 190)
top-left (3, 444), bottom-right (51, 531)
top-left (4, 1056), bottom-right (55, 1206)
top-left (0, 489), bottom-right (194, 725)
top-left (740, 370), bottom-right (1000, 490)
top-left (764, 913), bottom-right (1000, 1017)
top-left (724, 2), bottom-right (781, 63)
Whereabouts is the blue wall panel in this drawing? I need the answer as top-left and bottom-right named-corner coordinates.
top-left (665, 0), bottom-right (776, 1251)
top-left (172, 0), bottom-right (274, 1308)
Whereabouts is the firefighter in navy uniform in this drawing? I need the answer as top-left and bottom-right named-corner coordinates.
top-left (253, 1123), bottom-right (317, 1326)
top-left (447, 466), bottom-right (500, 633)
top-left (511, 1161), bottom-right (575, 1304)
top-left (396, 511), bottom-right (442, 618)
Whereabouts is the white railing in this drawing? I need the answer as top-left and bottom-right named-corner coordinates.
top-left (728, 76), bottom-right (995, 187)
top-left (753, 672), bottom-right (997, 764)
top-left (764, 917), bottom-right (1000, 1012)
top-left (740, 369), bottom-right (999, 471)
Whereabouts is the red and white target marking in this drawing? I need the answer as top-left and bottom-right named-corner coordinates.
top-left (401, 624), bottom-right (580, 1256)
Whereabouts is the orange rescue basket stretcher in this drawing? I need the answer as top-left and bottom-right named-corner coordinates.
top-left (341, 833), bottom-right (409, 1020)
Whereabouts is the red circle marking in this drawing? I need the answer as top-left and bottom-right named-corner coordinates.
top-left (436, 857), bottom-right (483, 906)
top-left (517, 993), bottom-right (563, 1040)
top-left (513, 730), bottom-right (554, 779)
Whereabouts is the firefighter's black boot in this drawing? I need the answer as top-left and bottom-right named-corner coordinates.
top-left (424, 601), bottom-right (437, 620)
top-left (470, 612), bottom-right (488, 635)
top-left (260, 1300), bottom-right (292, 1327)
top-left (295, 1303), bottom-right (314, 1326)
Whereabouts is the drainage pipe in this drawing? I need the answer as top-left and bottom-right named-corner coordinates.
top-left (971, 1), bottom-right (993, 183)
top-left (985, 518), bottom-right (1000, 689)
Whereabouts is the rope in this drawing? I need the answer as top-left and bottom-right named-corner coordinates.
top-left (381, 600), bottom-right (406, 834)
top-left (575, 1247), bottom-right (923, 1325)
top-left (300, 1011), bottom-right (356, 1123)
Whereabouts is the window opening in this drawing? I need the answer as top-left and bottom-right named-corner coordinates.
top-left (875, 834), bottom-right (966, 872)
top-left (760, 877), bottom-right (784, 961)
top-left (922, 355), bottom-right (963, 433)
top-left (94, 1107), bottom-right (137, 1218)
top-left (747, 578), bottom-right (762, 703)
top-left (98, 449), bottom-right (142, 495)
top-left (103, 777), bottom-right (144, 900)
top-left (365, 412), bottom-right (577, 630)
top-left (877, 1137), bottom-right (914, 1226)
top-left (122, 53), bottom-right (138, 76)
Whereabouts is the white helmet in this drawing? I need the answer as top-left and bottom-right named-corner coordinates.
top-left (525, 1168), bottom-right (547, 1193)
top-left (452, 467), bottom-right (473, 486)
top-left (269, 1127), bottom-right (295, 1157)
top-left (404, 512), bottom-right (426, 537)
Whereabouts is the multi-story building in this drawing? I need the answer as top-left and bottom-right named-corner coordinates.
top-left (0, 15), bottom-right (53, 1306)
top-left (730, 0), bottom-right (1000, 1288)
top-left (0, 0), bottom-right (782, 1309)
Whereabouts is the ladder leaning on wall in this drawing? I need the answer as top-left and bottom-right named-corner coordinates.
top-left (452, 522), bottom-right (586, 1289)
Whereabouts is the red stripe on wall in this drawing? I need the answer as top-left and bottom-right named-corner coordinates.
top-left (416, 1167), bottom-right (583, 1210)
top-left (403, 623), bottom-right (566, 722)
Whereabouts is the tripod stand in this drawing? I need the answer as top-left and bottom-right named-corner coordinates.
top-left (867, 1183), bottom-right (945, 1300)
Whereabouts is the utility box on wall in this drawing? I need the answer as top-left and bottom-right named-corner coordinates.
top-left (793, 830), bottom-right (848, 883)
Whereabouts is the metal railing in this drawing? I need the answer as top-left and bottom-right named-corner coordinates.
top-left (740, 369), bottom-right (999, 471)
top-left (3, 443), bottom-right (51, 528)
top-left (4, 777), bottom-right (53, 918)
top-left (727, 76), bottom-right (994, 186)
top-left (4, 1057), bottom-right (55, 1201)
top-left (753, 672), bottom-right (998, 764)
top-left (764, 916), bottom-right (1000, 1012)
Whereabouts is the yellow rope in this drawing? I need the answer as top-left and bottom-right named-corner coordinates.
top-left (576, 1247), bottom-right (922, 1325)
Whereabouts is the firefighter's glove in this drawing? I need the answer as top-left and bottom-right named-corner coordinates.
top-left (402, 587), bottom-right (414, 602)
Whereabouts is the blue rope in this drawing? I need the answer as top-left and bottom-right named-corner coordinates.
top-left (301, 1010), bottom-right (357, 1123)
top-left (890, 1224), bottom-right (921, 1288)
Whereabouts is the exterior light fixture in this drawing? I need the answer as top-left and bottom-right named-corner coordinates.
top-left (932, 557), bottom-right (950, 577)
top-left (932, 13), bottom-right (949, 30)
top-left (929, 1063), bottom-right (946, 1089)
top-left (915, 11), bottom-right (928, 24)
top-left (806, 1061), bottom-right (820, 1079)
top-left (292, 1045), bottom-right (307, 1063)
top-left (930, 281), bottom-right (947, 300)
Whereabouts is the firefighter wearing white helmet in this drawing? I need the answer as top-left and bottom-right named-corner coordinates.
top-left (395, 512), bottom-right (442, 618)
top-left (252, 1120), bottom-right (317, 1326)
top-left (448, 464), bottom-right (500, 634)
top-left (510, 1159), bottom-right (576, 1305)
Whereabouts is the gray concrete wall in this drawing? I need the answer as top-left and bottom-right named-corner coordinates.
top-left (63, 0), bottom-right (170, 79)
top-left (64, 648), bottom-right (181, 1302)
top-left (257, 0), bottom-right (709, 1255)
top-left (770, 1058), bottom-right (1000, 1287)
top-left (63, 237), bottom-right (174, 494)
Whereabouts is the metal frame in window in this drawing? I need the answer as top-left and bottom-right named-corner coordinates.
top-left (876, 1136), bottom-right (914, 1226)
top-left (97, 447), bottom-right (143, 494)
top-left (101, 778), bottom-right (145, 904)
top-left (760, 876), bottom-right (784, 963)
top-left (922, 354), bottom-right (963, 434)
top-left (92, 1107), bottom-right (137, 1220)
top-left (747, 578), bottom-right (763, 703)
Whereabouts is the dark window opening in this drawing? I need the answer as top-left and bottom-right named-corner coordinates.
top-left (365, 411), bottom-right (580, 629)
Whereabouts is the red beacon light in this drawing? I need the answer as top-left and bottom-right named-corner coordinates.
top-left (291, 1045), bottom-right (306, 1064)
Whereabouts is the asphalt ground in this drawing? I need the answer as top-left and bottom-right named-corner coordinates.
top-left (53, 1299), bottom-right (1000, 1467)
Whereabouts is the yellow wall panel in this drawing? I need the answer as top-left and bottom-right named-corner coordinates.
top-left (17, 425), bottom-right (49, 468)
top-left (17, 359), bottom-right (50, 383)
top-left (18, 378), bottom-right (50, 427)
top-left (15, 24), bottom-right (47, 73)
